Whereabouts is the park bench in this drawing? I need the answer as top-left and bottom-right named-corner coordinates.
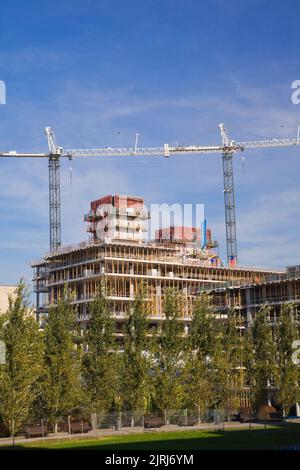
top-left (269, 412), bottom-right (282, 421)
top-left (25, 425), bottom-right (48, 438)
top-left (229, 413), bottom-right (241, 422)
top-left (0, 422), bottom-right (9, 438)
top-left (144, 416), bottom-right (164, 428)
top-left (69, 421), bottom-right (92, 434)
top-left (178, 416), bottom-right (198, 426)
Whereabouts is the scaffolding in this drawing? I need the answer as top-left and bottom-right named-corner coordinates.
top-left (202, 269), bottom-right (300, 325)
top-left (32, 238), bottom-right (281, 327)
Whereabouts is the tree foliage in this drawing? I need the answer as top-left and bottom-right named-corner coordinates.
top-left (121, 284), bottom-right (151, 411)
top-left (211, 310), bottom-right (245, 416)
top-left (42, 286), bottom-right (82, 429)
top-left (152, 288), bottom-right (185, 411)
top-left (0, 281), bottom-right (43, 436)
top-left (249, 306), bottom-right (277, 410)
top-left (183, 294), bottom-right (216, 412)
top-left (1, 283), bottom-right (300, 424)
top-left (275, 304), bottom-right (300, 415)
top-left (82, 283), bottom-right (117, 413)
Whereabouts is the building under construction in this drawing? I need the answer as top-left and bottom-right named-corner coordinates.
top-left (32, 194), bottom-right (283, 333)
top-left (201, 265), bottom-right (300, 325)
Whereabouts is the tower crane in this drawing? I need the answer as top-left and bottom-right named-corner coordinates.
top-left (1, 124), bottom-right (299, 264)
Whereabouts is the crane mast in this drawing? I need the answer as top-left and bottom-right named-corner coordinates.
top-left (45, 127), bottom-right (64, 250)
top-left (222, 150), bottom-right (237, 264)
top-left (219, 123), bottom-right (238, 264)
top-left (48, 156), bottom-right (61, 250)
top-left (1, 123), bottom-right (300, 264)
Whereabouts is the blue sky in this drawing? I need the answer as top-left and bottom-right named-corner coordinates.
top-left (0, 0), bottom-right (300, 286)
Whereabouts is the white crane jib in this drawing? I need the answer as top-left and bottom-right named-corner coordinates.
top-left (1, 124), bottom-right (300, 262)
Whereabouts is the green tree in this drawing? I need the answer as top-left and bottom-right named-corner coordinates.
top-left (153, 288), bottom-right (185, 412)
top-left (189, 293), bottom-right (217, 358)
top-left (121, 284), bottom-right (152, 412)
top-left (42, 286), bottom-right (82, 431)
top-left (275, 304), bottom-right (300, 416)
top-left (82, 284), bottom-right (117, 414)
top-left (249, 306), bottom-right (277, 411)
top-left (182, 354), bottom-right (211, 419)
top-left (183, 294), bottom-right (217, 415)
top-left (0, 281), bottom-right (43, 440)
top-left (211, 310), bottom-right (245, 418)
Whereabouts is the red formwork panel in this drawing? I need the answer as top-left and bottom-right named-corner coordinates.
top-left (155, 226), bottom-right (201, 242)
top-left (90, 195), bottom-right (144, 213)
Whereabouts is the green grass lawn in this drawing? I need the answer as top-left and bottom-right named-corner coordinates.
top-left (2, 424), bottom-right (300, 450)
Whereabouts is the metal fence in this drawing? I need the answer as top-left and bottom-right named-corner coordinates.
top-left (0, 408), bottom-right (247, 441)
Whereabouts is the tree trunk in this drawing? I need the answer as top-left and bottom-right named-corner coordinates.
top-left (12, 419), bottom-right (15, 447)
top-left (197, 404), bottom-right (201, 424)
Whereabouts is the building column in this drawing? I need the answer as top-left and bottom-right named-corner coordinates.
top-left (262, 285), bottom-right (266, 303)
top-left (130, 279), bottom-right (134, 299)
top-left (183, 284), bottom-right (188, 317)
top-left (288, 281), bottom-right (293, 301)
top-left (156, 283), bottom-right (161, 317)
top-left (245, 288), bottom-right (252, 326)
